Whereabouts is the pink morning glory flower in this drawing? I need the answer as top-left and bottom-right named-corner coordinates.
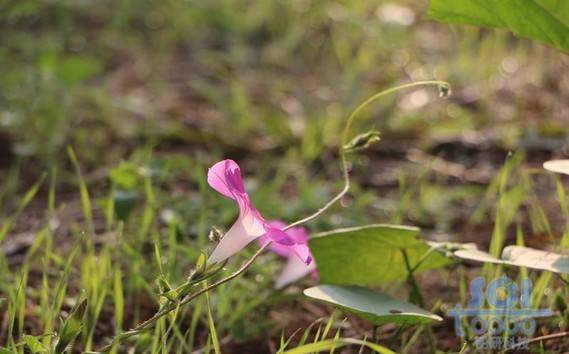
top-left (207, 159), bottom-right (312, 266)
top-left (259, 220), bottom-right (317, 288)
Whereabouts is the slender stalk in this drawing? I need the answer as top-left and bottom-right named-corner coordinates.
top-left (506, 331), bottom-right (569, 351)
top-left (285, 80), bottom-right (449, 231)
top-left (401, 249), bottom-right (425, 308)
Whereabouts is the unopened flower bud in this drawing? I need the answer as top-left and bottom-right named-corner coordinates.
top-left (438, 83), bottom-right (452, 98)
top-left (343, 129), bottom-right (381, 152)
top-left (208, 226), bottom-right (224, 243)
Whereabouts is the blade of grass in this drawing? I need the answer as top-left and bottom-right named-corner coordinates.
top-left (283, 338), bottom-right (396, 354)
top-left (205, 288), bottom-right (221, 354)
top-left (67, 147), bottom-right (94, 234)
top-left (0, 174), bottom-right (45, 244)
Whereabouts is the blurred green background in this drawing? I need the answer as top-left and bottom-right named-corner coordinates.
top-left (4, 0), bottom-right (569, 255)
top-left (2, 0), bottom-right (569, 351)
top-left (2, 0), bottom-right (567, 188)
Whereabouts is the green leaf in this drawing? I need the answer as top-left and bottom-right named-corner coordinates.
top-left (536, 0), bottom-right (569, 27)
top-left (55, 298), bottom-right (88, 354)
top-left (309, 224), bottom-right (450, 285)
top-left (22, 335), bottom-right (47, 353)
top-left (304, 285), bottom-right (442, 325)
top-left (428, 0), bottom-right (569, 54)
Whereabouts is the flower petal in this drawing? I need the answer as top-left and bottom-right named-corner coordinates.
top-left (258, 235), bottom-right (289, 257)
top-left (260, 222), bottom-right (313, 264)
top-left (291, 243), bottom-right (312, 265)
top-left (260, 221), bottom-right (310, 256)
top-left (208, 209), bottom-right (266, 265)
top-left (267, 221), bottom-right (308, 244)
top-left (207, 159), bottom-right (246, 200)
top-left (275, 256), bottom-right (317, 289)
top-left (265, 227), bottom-right (296, 246)
top-left (259, 221), bottom-right (292, 257)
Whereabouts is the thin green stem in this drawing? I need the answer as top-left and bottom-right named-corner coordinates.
top-left (285, 80), bottom-right (449, 231)
top-left (401, 249), bottom-right (438, 352)
top-left (401, 249), bottom-right (425, 308)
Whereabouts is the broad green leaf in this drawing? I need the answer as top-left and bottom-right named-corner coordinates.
top-left (283, 338), bottom-right (396, 354)
top-left (544, 160), bottom-right (569, 175)
top-left (536, 0), bottom-right (569, 27)
top-left (304, 285), bottom-right (442, 325)
top-left (309, 224), bottom-right (450, 285)
top-left (428, 0), bottom-right (569, 54)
